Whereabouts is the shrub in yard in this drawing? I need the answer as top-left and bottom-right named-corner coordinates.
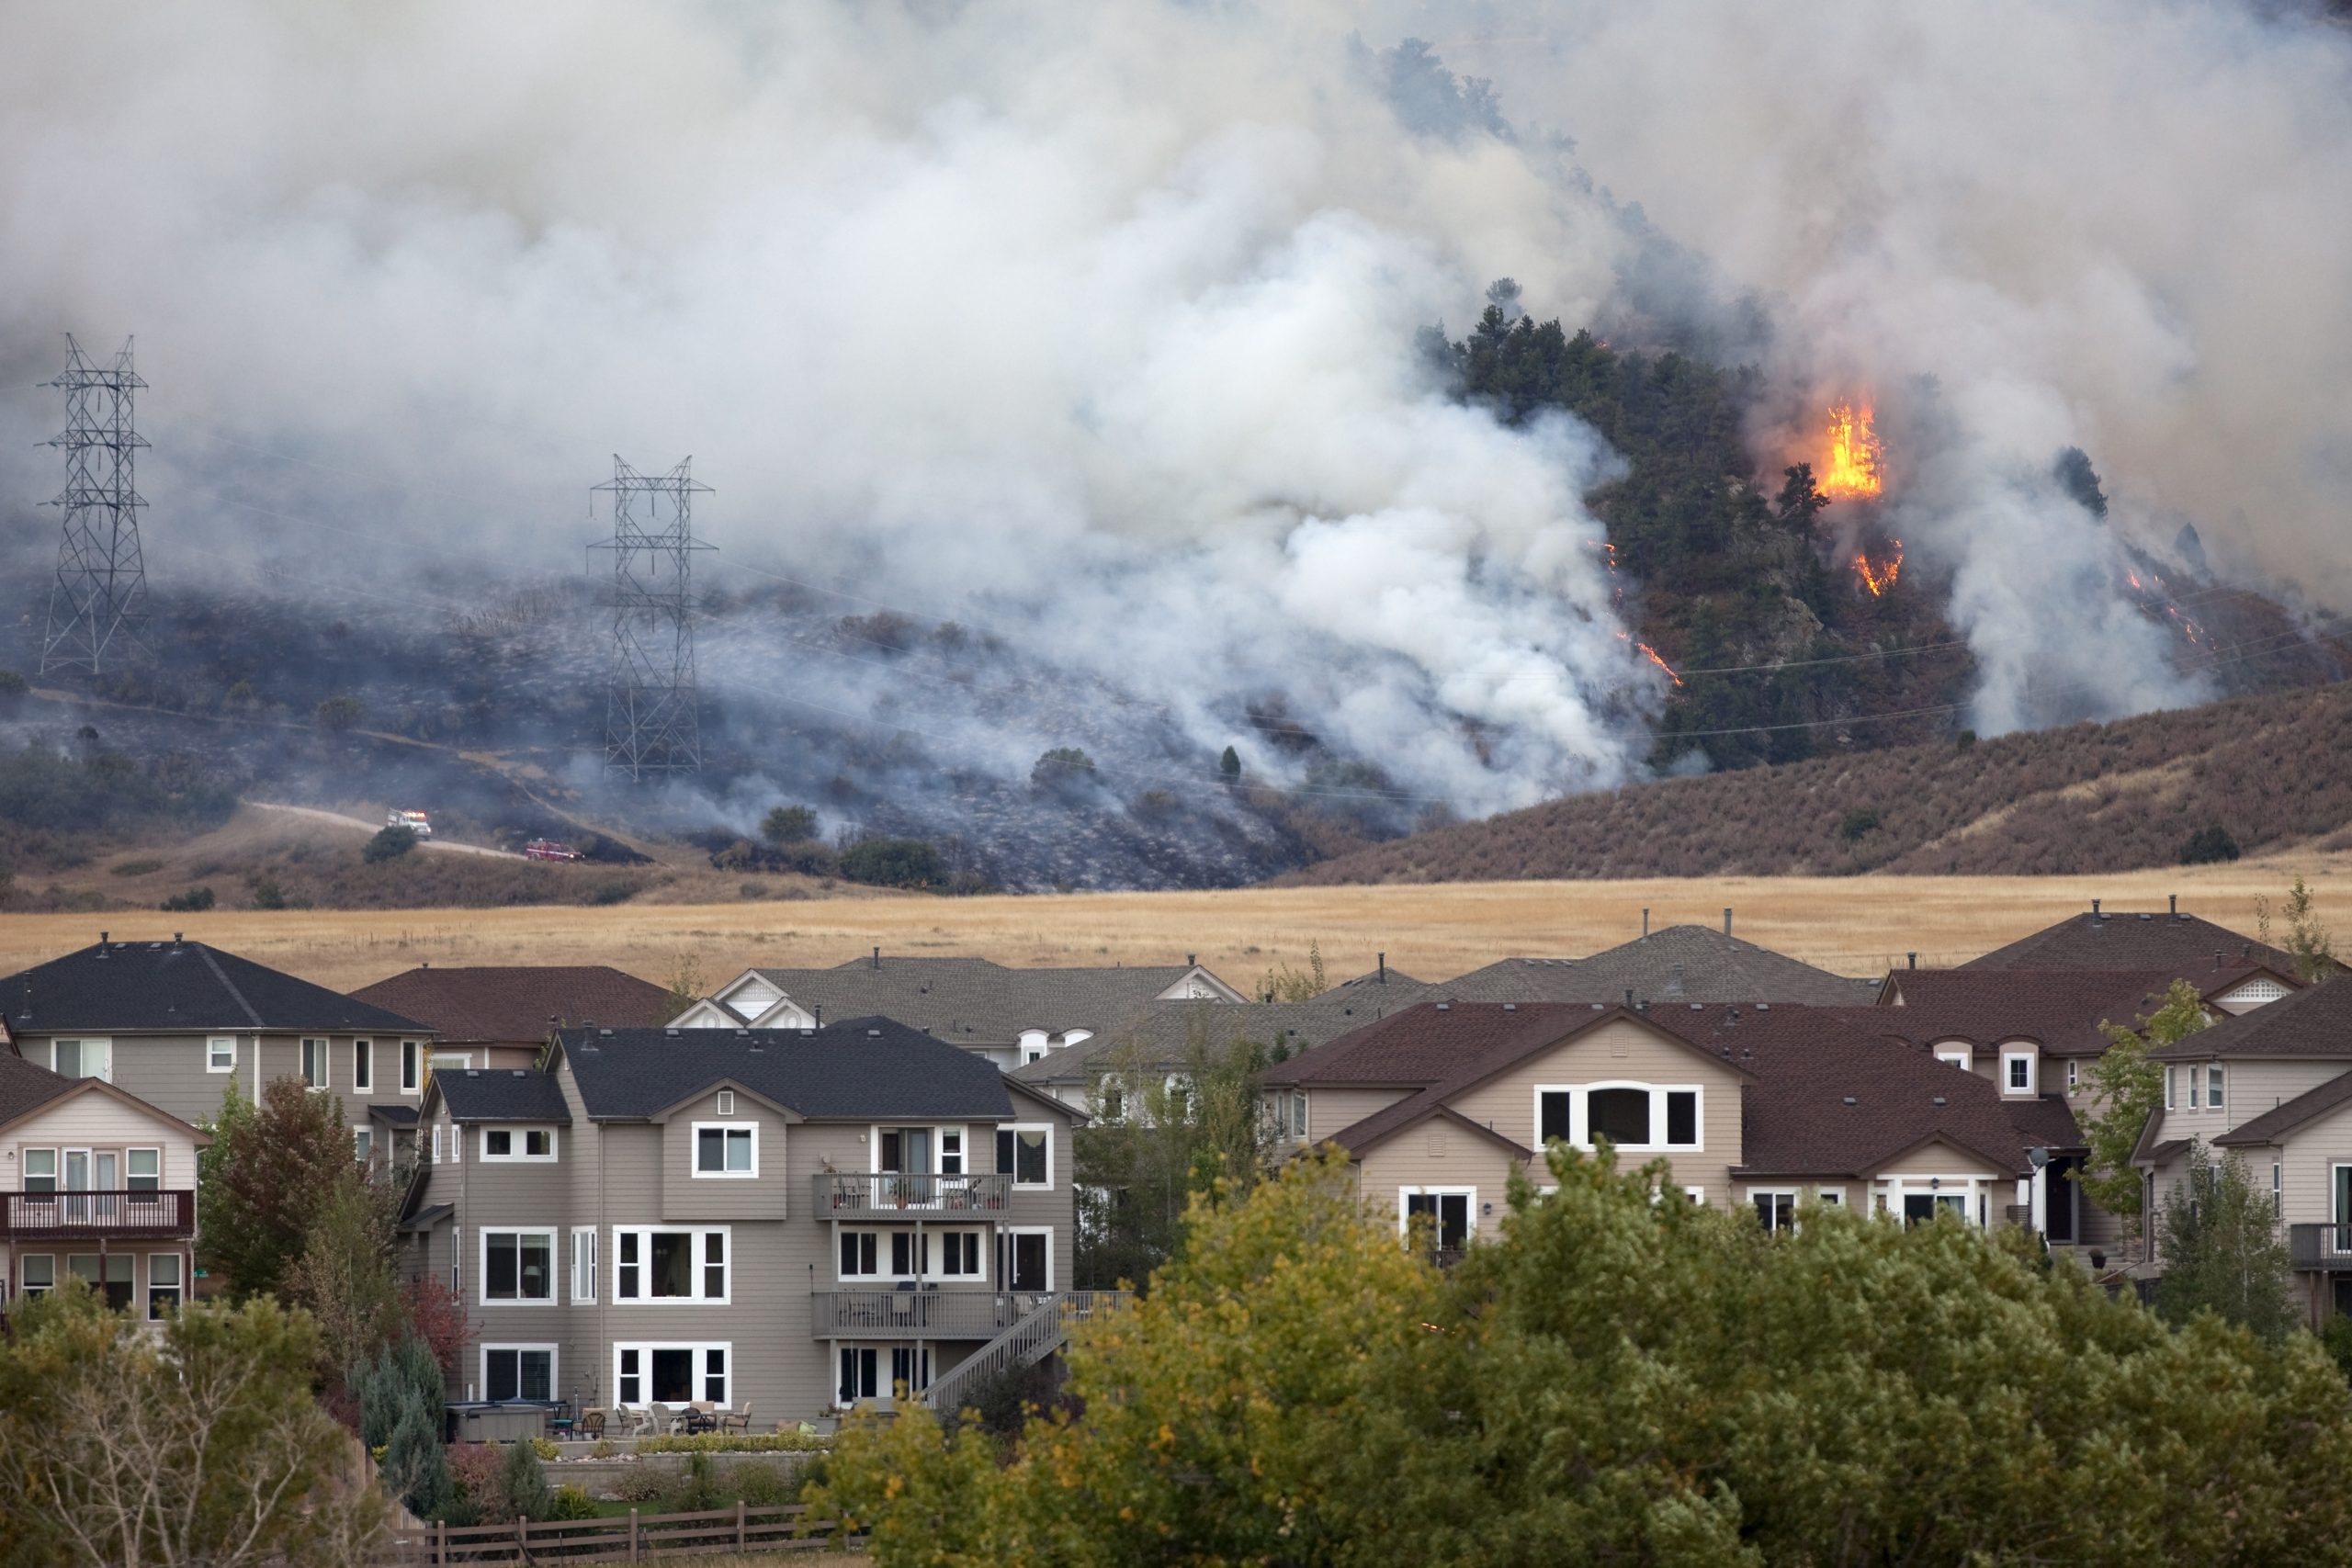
top-left (364, 826), bottom-right (417, 863)
top-left (546, 1484), bottom-right (602, 1522)
top-left (445, 1442), bottom-right (503, 1523)
top-left (497, 1438), bottom-right (556, 1522)
top-left (637, 1431), bottom-right (829, 1453)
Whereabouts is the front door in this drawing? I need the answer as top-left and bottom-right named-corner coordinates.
top-left (2045, 1157), bottom-right (2077, 1244)
top-left (1002, 1231), bottom-right (1048, 1292)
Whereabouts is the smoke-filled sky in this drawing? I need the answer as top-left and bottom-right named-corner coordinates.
top-left (2, 0), bottom-right (2347, 812)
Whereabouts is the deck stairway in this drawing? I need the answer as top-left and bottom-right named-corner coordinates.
top-left (922, 1291), bottom-right (1127, 1413)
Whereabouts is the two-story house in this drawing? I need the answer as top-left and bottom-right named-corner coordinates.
top-left (402, 1016), bottom-right (1088, 1426)
top-left (2138, 976), bottom-right (2352, 1321)
top-left (1963, 897), bottom-right (2297, 998)
top-left (1428, 922), bottom-right (1883, 1008)
top-left (1260, 1001), bottom-right (2074, 1253)
top-left (669, 953), bottom-right (1246, 1071)
top-left (0, 935), bottom-right (436, 1168)
top-left (0, 1052), bottom-right (207, 1319)
top-left (348, 964), bottom-right (676, 1072)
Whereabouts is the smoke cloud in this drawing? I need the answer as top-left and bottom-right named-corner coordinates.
top-left (2, 0), bottom-right (2347, 810)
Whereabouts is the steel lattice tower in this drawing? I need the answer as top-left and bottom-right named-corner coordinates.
top-left (40, 335), bottom-right (149, 677)
top-left (593, 456), bottom-right (712, 779)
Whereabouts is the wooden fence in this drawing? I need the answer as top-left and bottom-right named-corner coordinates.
top-left (383, 1502), bottom-right (848, 1562)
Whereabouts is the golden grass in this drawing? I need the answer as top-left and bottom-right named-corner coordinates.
top-left (5, 851), bottom-right (2343, 993)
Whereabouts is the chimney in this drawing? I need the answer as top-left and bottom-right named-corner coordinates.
top-left (814, 1004), bottom-right (823, 1028)
top-left (2214, 951), bottom-right (2222, 971)
top-left (1642, 908), bottom-right (1650, 938)
top-left (1670, 964), bottom-right (1686, 998)
top-left (2092, 898), bottom-right (2102, 920)
top-left (1187, 953), bottom-right (1195, 967)
top-left (1723, 908), bottom-right (1733, 938)
top-left (99, 931), bottom-right (108, 944)
top-left (1377, 953), bottom-right (1386, 984)
top-left (1907, 952), bottom-right (1917, 970)
top-left (172, 932), bottom-right (182, 944)
top-left (872, 946), bottom-right (881, 969)
top-left (2169, 894), bottom-right (2178, 917)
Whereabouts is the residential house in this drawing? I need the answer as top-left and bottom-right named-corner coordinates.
top-left (1963, 897), bottom-right (2296, 1002)
top-left (1429, 923), bottom-right (1881, 1008)
top-left (669, 953), bottom-right (1246, 1071)
top-left (2138, 977), bottom-right (2352, 1322)
top-left (348, 964), bottom-right (677, 1072)
top-left (1259, 999), bottom-right (2078, 1255)
top-left (0, 1052), bottom-right (207, 1320)
top-left (401, 1016), bottom-right (1089, 1424)
top-left (0, 935), bottom-right (436, 1169)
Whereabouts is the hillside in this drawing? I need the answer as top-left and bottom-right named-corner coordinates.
top-left (1279, 680), bottom-right (2352, 884)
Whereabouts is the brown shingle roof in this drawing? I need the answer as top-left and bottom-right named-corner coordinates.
top-left (349, 966), bottom-right (674, 1046)
top-left (1963, 908), bottom-right (2291, 975)
top-left (1870, 969), bottom-right (2186, 1056)
top-left (2148, 973), bottom-right (2352, 1062)
top-left (0, 1052), bottom-right (74, 1123)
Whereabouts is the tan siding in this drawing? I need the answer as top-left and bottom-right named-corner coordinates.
top-left (1304, 1087), bottom-right (1411, 1139)
top-left (1355, 1118), bottom-right (1524, 1243)
top-left (661, 1094), bottom-right (792, 1222)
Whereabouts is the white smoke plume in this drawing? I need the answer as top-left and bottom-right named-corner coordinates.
top-left (1, 0), bottom-right (2347, 806)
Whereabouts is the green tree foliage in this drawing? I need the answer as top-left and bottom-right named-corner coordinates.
top-left (1256, 938), bottom-right (1329, 1002)
top-left (313, 694), bottom-right (363, 732)
top-left (2077, 977), bottom-right (2206, 1243)
top-left (2179, 825), bottom-right (2241, 864)
top-left (284, 1169), bottom-right (406, 1383)
top-left (356, 1337), bottom-right (453, 1519)
top-left (0, 742), bottom-right (235, 837)
top-left (200, 1077), bottom-right (358, 1301)
top-left (495, 1439), bottom-right (556, 1523)
top-left (761, 805), bottom-right (818, 844)
top-left (2256, 874), bottom-right (2336, 982)
top-left (0, 1286), bottom-right (386, 1566)
top-left (1218, 745), bottom-right (1241, 784)
top-left (665, 950), bottom-right (707, 1014)
top-left (2155, 1142), bottom-right (2298, 1341)
top-left (839, 837), bottom-right (944, 889)
top-left (363, 825), bottom-right (417, 863)
top-left (1031, 748), bottom-right (1098, 789)
top-left (1838, 806), bottom-right (1882, 841)
top-left (820, 1145), bottom-right (2352, 1564)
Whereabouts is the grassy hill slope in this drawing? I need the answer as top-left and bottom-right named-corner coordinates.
top-left (1278, 681), bottom-right (2352, 884)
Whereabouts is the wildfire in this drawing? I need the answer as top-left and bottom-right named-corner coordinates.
top-left (1854, 545), bottom-right (1903, 597)
top-left (1635, 641), bottom-right (1683, 686)
top-left (1820, 401), bottom-right (1884, 500)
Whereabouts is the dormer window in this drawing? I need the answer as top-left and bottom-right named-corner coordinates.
top-left (482, 1127), bottom-right (557, 1161)
top-left (2001, 1050), bottom-right (2037, 1096)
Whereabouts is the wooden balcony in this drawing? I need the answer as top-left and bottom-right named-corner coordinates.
top-left (2289, 1224), bottom-right (2352, 1271)
top-left (809, 1173), bottom-right (1012, 1219)
top-left (811, 1290), bottom-right (1054, 1339)
top-left (0, 1190), bottom-right (195, 1241)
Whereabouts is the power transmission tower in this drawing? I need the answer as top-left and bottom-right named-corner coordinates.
top-left (592, 456), bottom-right (711, 780)
top-left (40, 335), bottom-right (149, 677)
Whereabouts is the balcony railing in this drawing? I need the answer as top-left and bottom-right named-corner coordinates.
top-left (2289, 1224), bottom-right (2352, 1270)
top-left (811, 1290), bottom-right (1057, 1339)
top-left (1, 1190), bottom-right (195, 1240)
top-left (810, 1173), bottom-right (1012, 1218)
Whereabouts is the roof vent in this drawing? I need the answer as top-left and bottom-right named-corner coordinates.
top-left (867, 1028), bottom-right (882, 1037)
top-left (1907, 952), bottom-right (1917, 970)
top-left (1435, 1002), bottom-right (1450, 1011)
top-left (466, 1069), bottom-right (481, 1077)
top-left (1690, 1002), bottom-right (1702, 1011)
top-left (736, 1029), bottom-right (749, 1038)
top-left (1757, 1002), bottom-right (1770, 1010)
top-left (1502, 1003), bottom-right (1516, 1011)
top-left (1932, 1095), bottom-right (1947, 1106)
top-left (2170, 893), bottom-right (2179, 917)
top-left (666, 1028), bottom-right (679, 1037)
top-left (800, 1028), bottom-right (814, 1037)
top-left (2092, 898), bottom-right (2103, 920)
top-left (510, 1069), bottom-right (526, 1077)
top-left (1842, 1095), bottom-right (1857, 1106)
top-left (2138, 913), bottom-right (2153, 921)
top-left (598, 1029), bottom-right (612, 1037)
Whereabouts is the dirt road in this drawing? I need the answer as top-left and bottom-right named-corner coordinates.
top-left (247, 802), bottom-right (524, 859)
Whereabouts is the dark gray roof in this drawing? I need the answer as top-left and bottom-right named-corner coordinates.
top-left (1430, 926), bottom-right (1878, 1008)
top-left (722, 956), bottom-right (1238, 1042)
top-left (1964, 908), bottom-right (2292, 975)
top-left (1009, 997), bottom-right (1405, 1087)
top-left (400, 1203), bottom-right (454, 1234)
top-left (436, 1068), bottom-right (572, 1123)
top-left (2149, 974), bottom-right (2352, 1062)
top-left (368, 1103), bottom-right (421, 1127)
top-left (561, 1016), bottom-right (1014, 1122)
top-left (2217, 1068), bottom-right (2352, 1148)
top-left (0, 940), bottom-right (430, 1035)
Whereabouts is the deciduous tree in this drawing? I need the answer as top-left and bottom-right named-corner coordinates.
top-left (200, 1077), bottom-right (360, 1301)
top-left (2155, 1141), bottom-right (2298, 1341)
top-left (2077, 976), bottom-right (2207, 1248)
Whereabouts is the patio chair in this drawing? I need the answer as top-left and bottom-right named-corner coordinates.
top-left (719, 1400), bottom-right (753, 1434)
top-left (578, 1409), bottom-right (605, 1439)
top-left (626, 1405), bottom-right (662, 1438)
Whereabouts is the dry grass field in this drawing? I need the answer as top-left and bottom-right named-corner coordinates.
top-left (3, 851), bottom-right (2342, 994)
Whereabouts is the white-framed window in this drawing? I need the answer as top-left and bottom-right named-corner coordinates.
top-left (1815, 1187), bottom-right (1846, 1207)
top-left (614, 1226), bottom-right (730, 1303)
top-left (998, 1226), bottom-right (1054, 1292)
top-left (354, 1127), bottom-right (374, 1163)
top-left (1097, 1082), bottom-right (1125, 1122)
top-left (481, 1127), bottom-right (557, 1161)
top-left (1397, 1187), bottom-right (1476, 1253)
top-left (449, 1226), bottom-right (460, 1295)
top-left (1935, 1046), bottom-right (1973, 1073)
top-left (716, 1089), bottom-right (735, 1115)
top-left (1684, 1187), bottom-right (1705, 1205)
top-left (207, 1035), bottom-right (236, 1074)
top-left (431, 1125), bottom-right (442, 1165)
top-left (21, 1255), bottom-right (55, 1296)
top-left (1532, 1085), bottom-right (1702, 1152)
top-left (301, 1038), bottom-right (329, 1090)
top-left (49, 1038), bottom-right (110, 1081)
top-left (2002, 1051), bottom-right (2036, 1095)
top-left (939, 1230), bottom-right (983, 1278)
top-left (2273, 1162), bottom-right (2284, 1218)
top-left (839, 1230), bottom-right (882, 1280)
top-left (940, 1129), bottom-right (964, 1176)
top-left (125, 1148), bottom-right (160, 1192)
top-left (892, 1346), bottom-right (933, 1398)
top-left (480, 1229), bottom-right (556, 1304)
top-left (1264, 1090), bottom-right (1310, 1140)
top-left (147, 1253), bottom-right (182, 1320)
top-left (571, 1228), bottom-right (597, 1304)
top-left (435, 1052), bottom-right (475, 1071)
top-left (2206, 1066), bottom-right (2225, 1110)
top-left (2165, 1066), bottom-right (2176, 1111)
top-left (482, 1345), bottom-right (557, 1403)
top-left (401, 1040), bottom-right (424, 1095)
top-left (1749, 1188), bottom-right (1800, 1233)
top-left (2066, 1059), bottom-right (2079, 1089)
top-left (353, 1039), bottom-right (373, 1092)
top-left (692, 1122), bottom-right (757, 1178)
top-left (615, 1344), bottom-right (729, 1407)
top-left (22, 1149), bottom-right (57, 1193)
top-left (997, 1125), bottom-right (1053, 1189)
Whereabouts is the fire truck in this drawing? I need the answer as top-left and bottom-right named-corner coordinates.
top-left (385, 809), bottom-right (433, 838)
top-left (523, 839), bottom-right (582, 862)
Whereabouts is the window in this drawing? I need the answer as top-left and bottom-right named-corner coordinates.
top-left (2165, 1066), bottom-right (2176, 1111)
top-left (24, 1149), bottom-right (58, 1194)
top-left (1750, 1190), bottom-right (1798, 1233)
top-left (51, 1039), bottom-right (109, 1081)
top-left (614, 1227), bottom-right (730, 1303)
top-left (2274, 1163), bottom-right (2284, 1219)
top-left (20, 1256), bottom-right (55, 1297)
top-left (694, 1123), bottom-right (756, 1177)
top-left (889, 1232), bottom-right (929, 1277)
top-left (1936, 1048), bottom-right (1972, 1073)
top-left (941, 1129), bottom-right (964, 1176)
top-left (716, 1090), bottom-right (734, 1115)
top-left (481, 1230), bottom-right (555, 1303)
top-left (1538, 1090), bottom-right (1572, 1144)
top-left (1000, 1228), bottom-right (1052, 1292)
top-left (301, 1038), bottom-right (328, 1089)
top-left (147, 1254), bottom-right (182, 1320)
top-left (1533, 1085), bottom-right (1702, 1151)
top-left (616, 1345), bottom-right (729, 1407)
top-left (402, 1040), bottom-right (423, 1094)
top-left (2207, 1066), bottom-right (2225, 1110)
top-left (481, 1127), bottom-right (557, 1161)
top-left (73, 1255), bottom-right (133, 1312)
top-left (1815, 1188), bottom-right (1846, 1207)
top-left (2066, 1059), bottom-right (2079, 1089)
top-left (571, 1228), bottom-right (597, 1304)
top-left (878, 1127), bottom-right (933, 1175)
top-left (940, 1231), bottom-right (981, 1277)
top-left (841, 1231), bottom-right (881, 1280)
top-left (353, 1040), bottom-right (372, 1091)
top-left (1666, 1090), bottom-right (1698, 1146)
top-left (1400, 1189), bottom-right (1474, 1254)
top-left (207, 1035), bottom-right (236, 1074)
top-left (1290, 1091), bottom-right (1307, 1140)
top-left (1099, 1084), bottom-right (1125, 1122)
top-left (997, 1125), bottom-right (1052, 1188)
top-left (2002, 1052), bottom-right (2036, 1094)
top-left (354, 1127), bottom-right (373, 1163)
top-left (483, 1347), bottom-right (555, 1403)
top-left (450, 1226), bottom-right (460, 1294)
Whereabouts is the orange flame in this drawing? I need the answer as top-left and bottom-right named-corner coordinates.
top-left (1635, 641), bottom-right (1683, 686)
top-left (1820, 401), bottom-right (1884, 499)
top-left (1854, 545), bottom-right (1903, 597)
